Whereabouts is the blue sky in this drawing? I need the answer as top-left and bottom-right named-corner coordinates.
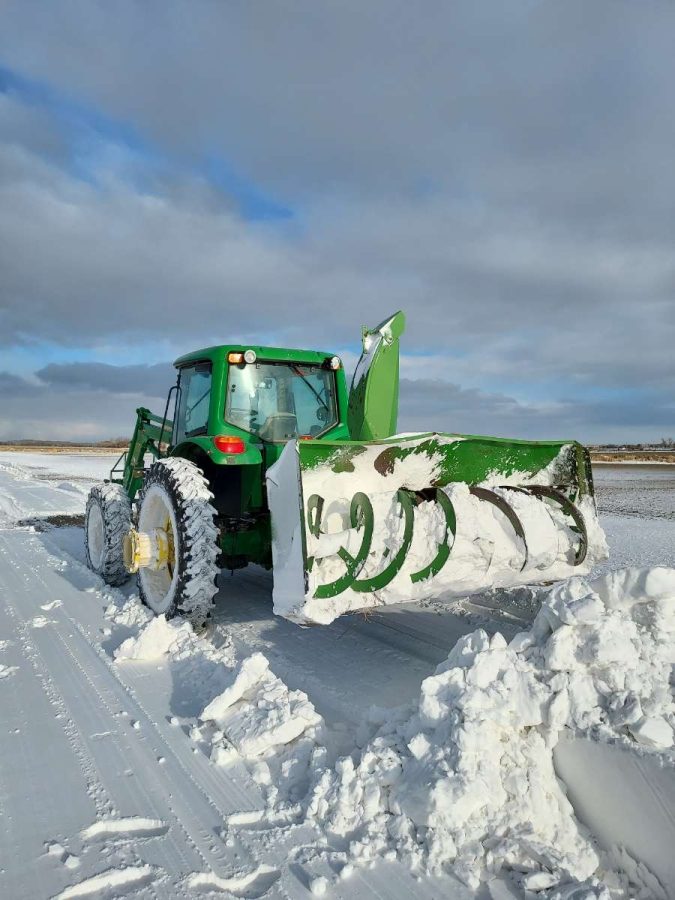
top-left (1, 1), bottom-right (674, 442)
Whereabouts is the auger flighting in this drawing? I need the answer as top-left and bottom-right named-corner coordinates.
top-left (83, 311), bottom-right (608, 626)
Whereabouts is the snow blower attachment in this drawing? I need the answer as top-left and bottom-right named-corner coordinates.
top-left (267, 432), bottom-right (604, 624)
top-left (85, 309), bottom-right (607, 626)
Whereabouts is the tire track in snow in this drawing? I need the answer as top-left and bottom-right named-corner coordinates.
top-left (61, 606), bottom-right (286, 898)
top-left (2, 582), bottom-right (113, 822)
top-left (0, 530), bottom-right (279, 898)
top-left (36, 529), bottom-right (290, 895)
top-left (0, 540), bottom-right (170, 899)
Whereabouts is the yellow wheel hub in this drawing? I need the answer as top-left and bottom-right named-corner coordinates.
top-left (123, 526), bottom-right (174, 573)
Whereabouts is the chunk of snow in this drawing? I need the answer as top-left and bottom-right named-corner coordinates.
top-left (105, 596), bottom-right (152, 630)
top-left (629, 716), bottom-right (673, 748)
top-left (201, 653), bottom-right (269, 718)
top-left (41, 599), bottom-right (62, 611)
top-left (200, 652), bottom-right (322, 758)
top-left (186, 865), bottom-right (279, 894)
top-left (114, 616), bottom-right (193, 661)
top-left (310, 875), bottom-right (329, 896)
top-left (81, 817), bottom-right (168, 841)
top-left (54, 865), bottom-right (155, 899)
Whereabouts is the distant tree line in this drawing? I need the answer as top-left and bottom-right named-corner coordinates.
top-left (590, 438), bottom-right (674, 450)
top-left (0, 438), bottom-right (129, 448)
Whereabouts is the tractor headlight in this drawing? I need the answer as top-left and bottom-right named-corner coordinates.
top-left (328, 356), bottom-right (341, 370)
top-left (244, 349), bottom-right (257, 364)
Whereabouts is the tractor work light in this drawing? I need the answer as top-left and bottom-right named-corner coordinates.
top-left (327, 356), bottom-right (341, 370)
top-left (214, 435), bottom-right (246, 454)
top-left (227, 352), bottom-right (244, 364)
top-left (244, 349), bottom-right (257, 364)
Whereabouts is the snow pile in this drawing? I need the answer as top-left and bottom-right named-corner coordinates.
top-left (104, 594), bottom-right (153, 630)
top-left (305, 567), bottom-right (675, 894)
top-left (195, 653), bottom-right (326, 818)
top-left (115, 615), bottom-right (196, 661)
top-left (525, 567), bottom-right (675, 748)
top-left (200, 652), bottom-right (323, 759)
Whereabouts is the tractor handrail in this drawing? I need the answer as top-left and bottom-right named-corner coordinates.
top-left (159, 381), bottom-right (180, 452)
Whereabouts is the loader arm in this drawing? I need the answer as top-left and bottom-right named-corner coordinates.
top-left (110, 407), bottom-right (172, 499)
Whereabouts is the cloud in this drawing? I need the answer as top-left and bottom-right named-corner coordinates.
top-left (37, 362), bottom-right (173, 396)
top-left (398, 379), bottom-right (675, 444)
top-left (0, 366), bottom-right (173, 440)
top-left (1, 1), bottom-right (675, 440)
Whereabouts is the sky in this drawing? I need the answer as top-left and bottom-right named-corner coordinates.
top-left (1, 0), bottom-right (674, 443)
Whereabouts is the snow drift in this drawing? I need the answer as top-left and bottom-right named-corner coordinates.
top-left (211, 566), bottom-right (672, 897)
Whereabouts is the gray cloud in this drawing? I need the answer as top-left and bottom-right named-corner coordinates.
top-left (399, 379), bottom-right (675, 444)
top-left (1, 1), bottom-right (675, 440)
top-left (37, 362), bottom-right (174, 396)
top-left (0, 366), bottom-right (173, 440)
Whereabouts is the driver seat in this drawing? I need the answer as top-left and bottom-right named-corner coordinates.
top-left (258, 414), bottom-right (298, 442)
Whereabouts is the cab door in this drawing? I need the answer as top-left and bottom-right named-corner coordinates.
top-left (173, 362), bottom-right (213, 444)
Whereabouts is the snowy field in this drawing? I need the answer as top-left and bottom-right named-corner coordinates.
top-left (0, 452), bottom-right (673, 899)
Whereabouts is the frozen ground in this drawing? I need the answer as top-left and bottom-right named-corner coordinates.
top-left (594, 463), bottom-right (675, 521)
top-left (0, 452), bottom-right (673, 899)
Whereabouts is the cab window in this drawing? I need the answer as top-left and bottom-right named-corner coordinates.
top-left (174, 363), bottom-right (212, 443)
top-left (225, 361), bottom-right (337, 442)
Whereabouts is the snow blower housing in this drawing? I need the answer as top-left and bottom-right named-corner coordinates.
top-left (85, 312), bottom-right (607, 625)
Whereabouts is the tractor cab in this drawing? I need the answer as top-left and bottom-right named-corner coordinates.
top-left (171, 345), bottom-right (351, 453)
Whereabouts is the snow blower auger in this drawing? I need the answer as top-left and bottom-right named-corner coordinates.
top-left (84, 310), bottom-right (607, 626)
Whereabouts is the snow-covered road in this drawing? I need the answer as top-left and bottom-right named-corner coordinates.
top-left (0, 452), bottom-right (673, 899)
top-left (0, 454), bottom-right (486, 899)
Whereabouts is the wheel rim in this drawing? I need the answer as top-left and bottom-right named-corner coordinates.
top-left (138, 485), bottom-right (178, 614)
top-left (87, 502), bottom-right (105, 569)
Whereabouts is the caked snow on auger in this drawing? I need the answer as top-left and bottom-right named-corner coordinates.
top-left (84, 311), bottom-right (607, 626)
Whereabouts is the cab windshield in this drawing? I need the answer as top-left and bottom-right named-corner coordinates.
top-left (225, 361), bottom-right (338, 442)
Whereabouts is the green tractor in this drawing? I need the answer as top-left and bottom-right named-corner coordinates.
top-left (84, 312), bottom-right (606, 626)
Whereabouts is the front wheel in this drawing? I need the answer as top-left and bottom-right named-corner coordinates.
top-left (136, 458), bottom-right (219, 625)
top-left (85, 483), bottom-right (132, 586)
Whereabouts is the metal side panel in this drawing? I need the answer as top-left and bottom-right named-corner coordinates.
top-left (266, 440), bottom-right (309, 620)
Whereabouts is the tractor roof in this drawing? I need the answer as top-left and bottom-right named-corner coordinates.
top-left (173, 344), bottom-right (336, 368)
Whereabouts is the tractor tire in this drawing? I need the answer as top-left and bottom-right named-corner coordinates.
top-left (136, 457), bottom-right (219, 626)
top-left (85, 483), bottom-right (132, 586)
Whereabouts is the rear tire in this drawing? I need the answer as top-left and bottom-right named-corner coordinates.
top-left (137, 458), bottom-right (219, 626)
top-left (85, 483), bottom-right (132, 586)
